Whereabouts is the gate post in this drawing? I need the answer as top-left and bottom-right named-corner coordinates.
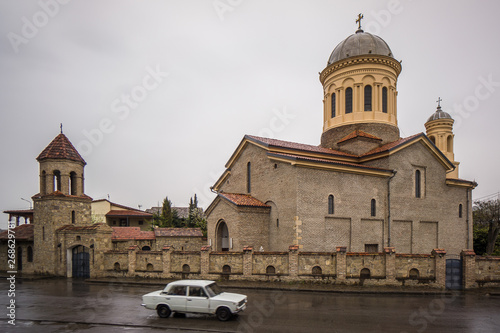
top-left (384, 247), bottom-right (397, 284)
top-left (243, 246), bottom-right (253, 277)
top-left (288, 245), bottom-right (299, 279)
top-left (128, 245), bottom-right (138, 277)
top-left (461, 249), bottom-right (477, 289)
top-left (432, 248), bottom-right (447, 288)
top-left (336, 246), bottom-right (347, 282)
top-left (201, 245), bottom-right (211, 277)
top-left (162, 245), bottom-right (172, 278)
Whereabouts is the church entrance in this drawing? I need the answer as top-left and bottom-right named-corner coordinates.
top-left (216, 220), bottom-right (229, 251)
top-left (72, 245), bottom-right (90, 278)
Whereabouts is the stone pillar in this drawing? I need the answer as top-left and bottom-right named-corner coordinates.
top-left (128, 245), bottom-right (138, 277)
top-left (432, 248), bottom-right (447, 289)
top-left (336, 246), bottom-right (347, 282)
top-left (162, 245), bottom-right (172, 278)
top-left (288, 245), bottom-right (299, 278)
top-left (243, 246), bottom-right (253, 278)
top-left (201, 245), bottom-right (211, 277)
top-left (384, 247), bottom-right (397, 284)
top-left (461, 249), bottom-right (477, 289)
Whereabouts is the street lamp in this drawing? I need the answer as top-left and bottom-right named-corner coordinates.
top-left (21, 198), bottom-right (32, 209)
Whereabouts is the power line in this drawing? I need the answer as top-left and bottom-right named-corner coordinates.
top-left (474, 191), bottom-right (500, 202)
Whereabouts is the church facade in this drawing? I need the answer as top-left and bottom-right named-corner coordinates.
top-left (206, 25), bottom-right (476, 256)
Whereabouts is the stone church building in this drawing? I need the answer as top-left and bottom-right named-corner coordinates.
top-left (206, 25), bottom-right (476, 256)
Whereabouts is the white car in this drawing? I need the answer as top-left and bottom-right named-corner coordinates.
top-left (141, 280), bottom-right (247, 321)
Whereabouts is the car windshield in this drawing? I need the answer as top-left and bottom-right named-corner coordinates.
top-left (205, 283), bottom-right (223, 297)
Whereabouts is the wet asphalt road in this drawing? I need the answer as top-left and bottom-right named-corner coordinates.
top-left (0, 279), bottom-right (499, 333)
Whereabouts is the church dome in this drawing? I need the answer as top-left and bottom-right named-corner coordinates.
top-left (426, 106), bottom-right (453, 123)
top-left (328, 29), bottom-right (394, 65)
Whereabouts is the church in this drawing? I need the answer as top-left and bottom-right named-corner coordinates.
top-left (205, 20), bottom-right (477, 256)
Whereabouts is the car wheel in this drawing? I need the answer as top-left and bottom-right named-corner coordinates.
top-left (157, 305), bottom-right (171, 318)
top-left (216, 307), bottom-right (232, 321)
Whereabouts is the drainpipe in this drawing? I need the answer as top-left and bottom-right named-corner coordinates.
top-left (387, 171), bottom-right (397, 247)
top-left (466, 188), bottom-right (470, 249)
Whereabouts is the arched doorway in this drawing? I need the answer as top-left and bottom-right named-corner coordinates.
top-left (216, 220), bottom-right (229, 251)
top-left (72, 245), bottom-right (90, 278)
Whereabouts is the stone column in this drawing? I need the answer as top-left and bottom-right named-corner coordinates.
top-left (201, 245), bottom-right (211, 277)
top-left (461, 249), bottom-right (477, 289)
top-left (243, 246), bottom-right (253, 278)
top-left (128, 245), bottom-right (138, 277)
top-left (288, 245), bottom-right (299, 279)
top-left (162, 246), bottom-right (172, 278)
top-left (336, 246), bottom-right (347, 282)
top-left (384, 247), bottom-right (397, 284)
top-left (432, 248), bottom-right (447, 289)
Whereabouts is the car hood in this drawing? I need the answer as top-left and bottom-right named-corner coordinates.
top-left (143, 290), bottom-right (163, 297)
top-left (211, 292), bottom-right (246, 302)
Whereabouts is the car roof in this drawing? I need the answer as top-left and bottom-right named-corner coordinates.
top-left (167, 280), bottom-right (215, 287)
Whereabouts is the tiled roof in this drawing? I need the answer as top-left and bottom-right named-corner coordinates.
top-left (112, 227), bottom-right (155, 240)
top-left (57, 223), bottom-right (106, 232)
top-left (3, 209), bottom-right (34, 215)
top-left (219, 193), bottom-right (270, 208)
top-left (0, 224), bottom-right (34, 241)
top-left (154, 228), bottom-right (203, 237)
top-left (362, 133), bottom-right (423, 157)
top-left (246, 135), bottom-right (357, 157)
top-left (338, 130), bottom-right (382, 144)
top-left (269, 152), bottom-right (391, 172)
top-left (106, 210), bottom-right (152, 217)
top-left (36, 133), bottom-right (86, 164)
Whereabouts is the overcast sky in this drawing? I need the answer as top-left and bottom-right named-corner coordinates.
top-left (1, 0), bottom-right (499, 228)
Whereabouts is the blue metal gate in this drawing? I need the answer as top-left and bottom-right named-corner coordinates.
top-left (72, 245), bottom-right (90, 278)
top-left (445, 258), bottom-right (462, 289)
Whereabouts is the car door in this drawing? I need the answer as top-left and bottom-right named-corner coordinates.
top-left (164, 285), bottom-right (187, 312)
top-left (186, 286), bottom-right (210, 314)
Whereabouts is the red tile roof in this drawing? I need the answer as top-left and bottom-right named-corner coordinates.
top-left (246, 135), bottom-right (357, 157)
top-left (268, 152), bottom-right (391, 172)
top-left (362, 133), bottom-right (423, 157)
top-left (36, 133), bottom-right (86, 164)
top-left (112, 227), bottom-right (155, 240)
top-left (154, 228), bottom-right (203, 237)
top-left (219, 193), bottom-right (270, 208)
top-left (106, 210), bottom-right (152, 217)
top-left (338, 130), bottom-right (382, 144)
top-left (0, 224), bottom-right (34, 241)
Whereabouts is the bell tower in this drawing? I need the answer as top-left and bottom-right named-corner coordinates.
top-left (319, 15), bottom-right (402, 154)
top-left (425, 99), bottom-right (459, 178)
top-left (32, 130), bottom-right (92, 275)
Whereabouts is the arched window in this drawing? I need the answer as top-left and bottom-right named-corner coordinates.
top-left (27, 246), bottom-right (33, 262)
top-left (364, 85), bottom-right (372, 111)
top-left (371, 199), bottom-right (376, 217)
top-left (53, 170), bottom-right (61, 192)
top-left (266, 265), bottom-right (276, 275)
top-left (331, 93), bottom-right (336, 118)
top-left (141, 246), bottom-right (151, 251)
top-left (222, 265), bottom-right (231, 274)
top-left (459, 204), bottom-right (463, 218)
top-left (429, 136), bottom-right (436, 145)
top-left (328, 195), bottom-right (334, 214)
top-left (415, 170), bottom-right (421, 198)
top-left (70, 171), bottom-right (77, 195)
top-left (247, 162), bottom-right (251, 193)
top-left (447, 135), bottom-right (453, 152)
top-left (360, 268), bottom-right (371, 279)
top-left (114, 262), bottom-right (121, 271)
top-left (41, 170), bottom-right (46, 195)
top-left (312, 266), bottom-right (322, 275)
top-left (146, 263), bottom-right (154, 271)
top-left (409, 268), bottom-right (419, 279)
top-left (345, 87), bottom-right (353, 114)
top-left (382, 87), bottom-right (388, 113)
top-left (71, 210), bottom-right (76, 224)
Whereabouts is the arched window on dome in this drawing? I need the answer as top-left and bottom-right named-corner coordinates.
top-left (429, 135), bottom-right (436, 145)
top-left (364, 85), bottom-right (372, 111)
top-left (331, 93), bottom-right (336, 118)
top-left (447, 135), bottom-right (453, 153)
top-left (345, 88), bottom-right (353, 114)
top-left (382, 87), bottom-right (388, 113)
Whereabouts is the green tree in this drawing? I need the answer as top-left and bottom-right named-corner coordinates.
top-left (160, 196), bottom-right (174, 227)
top-left (473, 198), bottom-right (500, 255)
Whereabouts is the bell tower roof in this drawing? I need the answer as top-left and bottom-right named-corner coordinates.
top-left (36, 133), bottom-right (86, 165)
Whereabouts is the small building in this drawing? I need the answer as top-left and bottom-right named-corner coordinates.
top-left (92, 199), bottom-right (153, 230)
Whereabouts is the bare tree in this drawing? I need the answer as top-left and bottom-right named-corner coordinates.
top-left (473, 198), bottom-right (500, 255)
